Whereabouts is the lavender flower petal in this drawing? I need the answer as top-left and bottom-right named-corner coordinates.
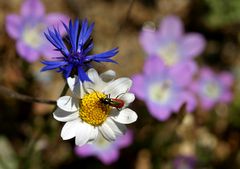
top-left (5, 14), bottom-right (22, 39)
top-left (21, 0), bottom-right (45, 18)
top-left (180, 33), bottom-right (206, 59)
top-left (158, 15), bottom-right (183, 39)
top-left (16, 41), bottom-right (40, 62)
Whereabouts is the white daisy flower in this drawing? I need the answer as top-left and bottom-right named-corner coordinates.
top-left (53, 68), bottom-right (137, 146)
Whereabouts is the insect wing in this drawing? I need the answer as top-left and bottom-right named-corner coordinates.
top-left (110, 98), bottom-right (124, 108)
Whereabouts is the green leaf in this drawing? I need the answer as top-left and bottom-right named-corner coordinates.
top-left (0, 136), bottom-right (18, 169)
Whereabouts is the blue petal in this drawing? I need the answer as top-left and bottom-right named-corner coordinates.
top-left (41, 60), bottom-right (66, 65)
top-left (85, 48), bottom-right (118, 63)
top-left (44, 28), bottom-right (69, 56)
top-left (78, 19), bottom-right (94, 48)
top-left (63, 20), bottom-right (79, 52)
top-left (78, 66), bottom-right (91, 82)
top-left (93, 58), bottom-right (118, 64)
top-left (62, 64), bottom-right (74, 78)
top-left (82, 41), bottom-right (94, 55)
top-left (41, 61), bottom-right (68, 71)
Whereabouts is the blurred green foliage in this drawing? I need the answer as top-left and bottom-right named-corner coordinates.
top-left (205, 0), bottom-right (240, 28)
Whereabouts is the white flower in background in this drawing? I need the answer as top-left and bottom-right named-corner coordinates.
top-left (53, 68), bottom-right (137, 146)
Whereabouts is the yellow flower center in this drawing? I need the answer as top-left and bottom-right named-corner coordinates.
top-left (79, 92), bottom-right (111, 126)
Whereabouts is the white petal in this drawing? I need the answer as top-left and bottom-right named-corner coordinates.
top-left (57, 96), bottom-right (79, 112)
top-left (100, 70), bottom-right (116, 82)
top-left (53, 108), bottom-right (79, 122)
top-left (105, 118), bottom-right (127, 137)
top-left (88, 127), bottom-right (99, 143)
top-left (111, 108), bottom-right (137, 124)
top-left (99, 122), bottom-right (116, 141)
top-left (75, 121), bottom-right (94, 146)
top-left (61, 120), bottom-right (78, 140)
top-left (67, 76), bottom-right (85, 98)
top-left (83, 81), bottom-right (97, 94)
top-left (102, 78), bottom-right (132, 98)
top-left (84, 69), bottom-right (107, 93)
top-left (120, 93), bottom-right (135, 106)
top-left (87, 68), bottom-right (101, 82)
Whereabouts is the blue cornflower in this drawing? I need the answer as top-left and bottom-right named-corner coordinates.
top-left (41, 19), bottom-right (118, 81)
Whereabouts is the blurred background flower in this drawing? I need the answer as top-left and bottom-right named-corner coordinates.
top-left (75, 130), bottom-right (133, 165)
top-left (5, 0), bottom-right (69, 62)
top-left (191, 67), bottom-right (234, 110)
top-left (173, 155), bottom-right (196, 169)
top-left (131, 56), bottom-right (196, 121)
top-left (139, 15), bottom-right (206, 67)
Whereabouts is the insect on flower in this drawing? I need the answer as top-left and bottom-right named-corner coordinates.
top-left (100, 94), bottom-right (125, 110)
top-left (88, 88), bottom-right (126, 110)
top-left (53, 68), bottom-right (137, 146)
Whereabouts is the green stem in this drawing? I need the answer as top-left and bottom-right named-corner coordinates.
top-left (60, 82), bottom-right (69, 97)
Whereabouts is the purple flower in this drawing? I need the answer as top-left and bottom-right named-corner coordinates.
top-left (191, 67), bottom-right (234, 110)
top-left (139, 15), bottom-right (205, 66)
top-left (75, 130), bottom-right (133, 165)
top-left (131, 56), bottom-right (197, 121)
top-left (6, 0), bottom-right (69, 62)
top-left (173, 155), bottom-right (196, 169)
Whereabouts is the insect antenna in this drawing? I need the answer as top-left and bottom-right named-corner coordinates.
top-left (115, 88), bottom-right (130, 98)
top-left (88, 88), bottom-right (101, 99)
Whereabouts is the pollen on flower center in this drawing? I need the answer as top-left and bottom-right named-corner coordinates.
top-left (79, 91), bottom-right (111, 126)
